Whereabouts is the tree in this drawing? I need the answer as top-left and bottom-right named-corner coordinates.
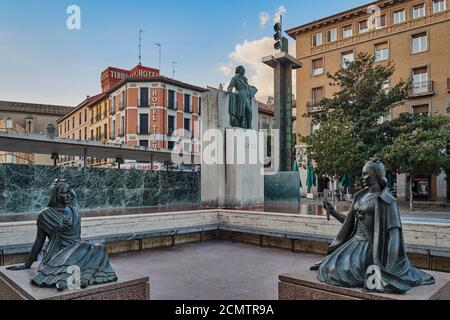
top-left (301, 52), bottom-right (410, 196)
top-left (382, 114), bottom-right (450, 210)
top-left (302, 116), bottom-right (367, 202)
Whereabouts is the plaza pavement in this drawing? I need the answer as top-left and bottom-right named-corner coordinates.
top-left (111, 240), bottom-right (322, 300)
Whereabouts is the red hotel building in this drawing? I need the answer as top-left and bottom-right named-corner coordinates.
top-left (58, 65), bottom-right (207, 167)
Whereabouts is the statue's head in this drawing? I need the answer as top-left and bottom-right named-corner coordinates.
top-left (235, 65), bottom-right (245, 76)
top-left (362, 158), bottom-right (388, 189)
top-left (48, 179), bottom-right (70, 208)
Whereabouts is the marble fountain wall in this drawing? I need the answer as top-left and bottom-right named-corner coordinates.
top-left (0, 164), bottom-right (200, 214)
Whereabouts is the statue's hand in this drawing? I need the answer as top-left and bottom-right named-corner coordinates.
top-left (6, 264), bottom-right (30, 271)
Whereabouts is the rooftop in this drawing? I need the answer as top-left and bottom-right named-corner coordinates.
top-left (286, 0), bottom-right (404, 38)
top-left (0, 100), bottom-right (73, 116)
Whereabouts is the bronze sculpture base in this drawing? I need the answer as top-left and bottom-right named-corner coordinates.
top-left (279, 267), bottom-right (450, 300)
top-left (0, 263), bottom-right (149, 300)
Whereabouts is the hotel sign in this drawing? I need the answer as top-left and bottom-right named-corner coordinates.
top-left (101, 65), bottom-right (160, 92)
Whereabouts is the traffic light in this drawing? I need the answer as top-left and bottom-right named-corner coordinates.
top-left (274, 22), bottom-right (282, 51)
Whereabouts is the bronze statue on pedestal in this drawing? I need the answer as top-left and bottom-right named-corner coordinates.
top-left (312, 158), bottom-right (435, 294)
top-left (7, 179), bottom-right (117, 291)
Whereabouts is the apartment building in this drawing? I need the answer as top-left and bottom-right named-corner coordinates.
top-left (287, 0), bottom-right (450, 201)
top-left (57, 65), bottom-right (207, 168)
top-left (0, 100), bottom-right (73, 165)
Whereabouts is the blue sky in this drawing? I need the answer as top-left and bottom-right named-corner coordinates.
top-left (0, 0), bottom-right (370, 106)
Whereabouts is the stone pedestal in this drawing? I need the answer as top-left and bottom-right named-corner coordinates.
top-left (0, 263), bottom-right (150, 300)
top-left (279, 267), bottom-right (450, 300)
top-left (201, 89), bottom-right (264, 208)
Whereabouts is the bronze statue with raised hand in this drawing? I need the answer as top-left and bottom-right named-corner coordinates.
top-left (7, 179), bottom-right (117, 291)
top-left (311, 159), bottom-right (435, 294)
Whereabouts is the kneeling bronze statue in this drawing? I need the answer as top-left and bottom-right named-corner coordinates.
top-left (311, 159), bottom-right (435, 294)
top-left (7, 179), bottom-right (117, 291)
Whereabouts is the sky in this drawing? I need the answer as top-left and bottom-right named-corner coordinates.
top-left (0, 0), bottom-right (371, 106)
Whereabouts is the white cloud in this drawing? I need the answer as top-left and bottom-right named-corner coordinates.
top-left (274, 5), bottom-right (286, 23)
top-left (218, 63), bottom-right (234, 77)
top-left (219, 37), bottom-right (297, 102)
top-left (259, 12), bottom-right (270, 27)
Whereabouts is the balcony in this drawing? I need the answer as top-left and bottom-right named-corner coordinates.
top-left (408, 81), bottom-right (434, 98)
top-left (307, 102), bottom-right (325, 113)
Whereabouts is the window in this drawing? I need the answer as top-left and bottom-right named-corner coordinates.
top-left (112, 97), bottom-right (116, 114)
top-left (122, 91), bottom-right (127, 108)
top-left (84, 109), bottom-right (87, 123)
top-left (168, 115), bottom-right (175, 135)
top-left (326, 29), bottom-right (337, 42)
top-left (139, 140), bottom-right (149, 147)
top-left (375, 14), bottom-right (386, 29)
top-left (393, 9), bottom-right (406, 24)
top-left (168, 90), bottom-right (175, 109)
top-left (312, 33), bottom-right (322, 46)
top-left (184, 118), bottom-right (191, 133)
top-left (84, 127), bottom-right (87, 140)
top-left (433, 0), bottom-right (446, 13)
top-left (184, 94), bottom-right (191, 112)
top-left (198, 97), bottom-right (202, 115)
top-left (358, 20), bottom-right (368, 33)
top-left (412, 4), bottom-right (425, 19)
top-left (139, 114), bottom-right (149, 135)
top-left (341, 51), bottom-right (354, 68)
top-left (412, 32), bottom-right (427, 53)
top-left (72, 117), bottom-right (74, 129)
top-left (111, 120), bottom-right (115, 138)
top-left (312, 87), bottom-right (324, 106)
top-left (312, 58), bottom-right (324, 76)
top-left (412, 104), bottom-right (429, 115)
top-left (342, 25), bottom-right (353, 38)
top-left (375, 42), bottom-right (389, 61)
top-left (140, 88), bottom-right (149, 108)
top-left (79, 112), bottom-right (82, 125)
top-left (79, 130), bottom-right (81, 140)
top-left (168, 141), bottom-right (175, 150)
top-left (412, 66), bottom-right (429, 94)
top-left (120, 116), bottom-right (125, 136)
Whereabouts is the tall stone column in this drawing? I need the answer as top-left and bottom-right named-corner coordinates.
top-left (263, 48), bottom-right (302, 171)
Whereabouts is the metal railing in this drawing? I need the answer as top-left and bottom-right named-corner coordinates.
top-left (408, 81), bottom-right (434, 97)
top-left (307, 102), bottom-right (325, 113)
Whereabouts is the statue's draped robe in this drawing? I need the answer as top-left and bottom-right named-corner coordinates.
top-left (31, 206), bottom-right (117, 288)
top-left (318, 188), bottom-right (434, 293)
top-left (227, 75), bottom-right (257, 129)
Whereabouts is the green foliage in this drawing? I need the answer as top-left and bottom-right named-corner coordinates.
top-left (302, 117), bottom-right (366, 178)
top-left (381, 114), bottom-right (450, 176)
top-left (302, 52), bottom-right (410, 179)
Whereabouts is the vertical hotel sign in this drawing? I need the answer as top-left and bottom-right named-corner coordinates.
top-left (151, 89), bottom-right (158, 148)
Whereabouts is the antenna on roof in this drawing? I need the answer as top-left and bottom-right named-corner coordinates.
top-left (137, 29), bottom-right (146, 66)
top-left (171, 61), bottom-right (177, 78)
